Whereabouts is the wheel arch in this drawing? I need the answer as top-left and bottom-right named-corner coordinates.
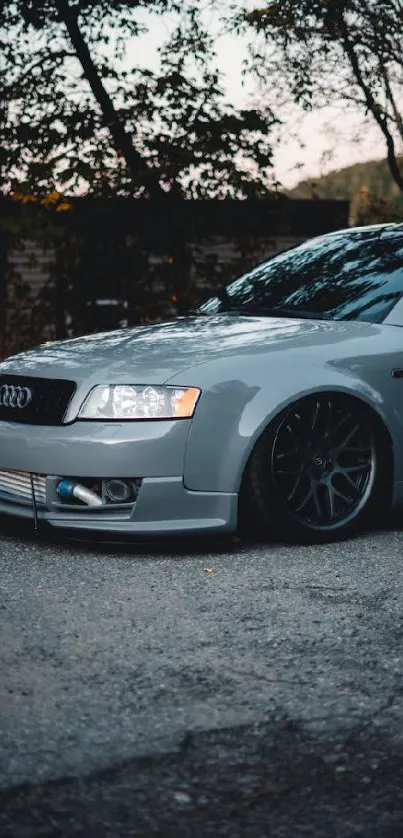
top-left (238, 388), bottom-right (395, 521)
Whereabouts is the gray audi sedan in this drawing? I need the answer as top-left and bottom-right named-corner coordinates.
top-left (1, 222), bottom-right (403, 543)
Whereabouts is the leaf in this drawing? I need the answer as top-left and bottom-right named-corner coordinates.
top-left (203, 568), bottom-right (214, 573)
top-left (55, 202), bottom-right (73, 212)
top-left (19, 194), bottom-right (38, 204)
top-left (1, 1), bottom-right (275, 199)
top-left (41, 191), bottom-right (62, 205)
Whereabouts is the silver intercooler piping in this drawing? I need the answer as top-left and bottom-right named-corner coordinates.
top-left (57, 479), bottom-right (103, 507)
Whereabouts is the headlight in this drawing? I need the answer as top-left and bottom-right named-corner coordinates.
top-left (78, 385), bottom-right (200, 420)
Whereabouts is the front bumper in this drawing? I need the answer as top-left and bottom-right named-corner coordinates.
top-left (0, 419), bottom-right (237, 535)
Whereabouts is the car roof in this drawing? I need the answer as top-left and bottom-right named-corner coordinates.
top-left (306, 222), bottom-right (403, 247)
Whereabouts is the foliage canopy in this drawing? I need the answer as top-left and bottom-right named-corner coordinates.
top-left (0, 0), bottom-right (277, 198)
top-left (236, 0), bottom-right (403, 193)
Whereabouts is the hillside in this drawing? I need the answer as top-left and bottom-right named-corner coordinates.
top-left (289, 157), bottom-right (403, 205)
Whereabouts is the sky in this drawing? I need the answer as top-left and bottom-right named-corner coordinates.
top-left (210, 33), bottom-right (386, 188)
top-left (270, 107), bottom-right (385, 188)
top-left (124, 10), bottom-right (387, 189)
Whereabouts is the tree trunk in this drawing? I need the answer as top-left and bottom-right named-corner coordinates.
top-left (54, 0), bottom-right (193, 318)
top-left (338, 10), bottom-right (403, 193)
top-left (54, 0), bottom-right (162, 198)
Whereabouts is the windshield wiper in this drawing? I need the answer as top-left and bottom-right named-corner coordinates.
top-left (219, 305), bottom-right (331, 320)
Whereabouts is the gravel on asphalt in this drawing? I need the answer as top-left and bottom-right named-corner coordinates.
top-left (1, 519), bottom-right (403, 835)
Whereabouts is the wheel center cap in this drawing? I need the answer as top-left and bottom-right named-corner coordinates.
top-left (313, 453), bottom-right (325, 468)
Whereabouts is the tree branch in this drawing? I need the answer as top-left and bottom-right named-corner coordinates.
top-left (54, 0), bottom-right (163, 197)
top-left (378, 65), bottom-right (403, 143)
top-left (338, 9), bottom-right (403, 192)
top-left (8, 50), bottom-right (76, 89)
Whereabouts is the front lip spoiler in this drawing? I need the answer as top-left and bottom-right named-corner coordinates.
top-left (0, 477), bottom-right (238, 538)
top-left (0, 513), bottom-right (237, 549)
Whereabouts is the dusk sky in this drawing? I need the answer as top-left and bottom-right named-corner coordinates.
top-left (124, 10), bottom-right (387, 189)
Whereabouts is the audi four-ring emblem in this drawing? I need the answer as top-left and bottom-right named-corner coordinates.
top-left (0, 384), bottom-right (33, 409)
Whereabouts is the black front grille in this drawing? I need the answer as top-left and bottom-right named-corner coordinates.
top-left (0, 375), bottom-right (76, 425)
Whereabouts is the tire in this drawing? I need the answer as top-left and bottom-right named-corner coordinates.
top-left (239, 394), bottom-right (388, 544)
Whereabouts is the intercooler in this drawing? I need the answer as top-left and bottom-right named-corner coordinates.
top-left (0, 470), bottom-right (47, 505)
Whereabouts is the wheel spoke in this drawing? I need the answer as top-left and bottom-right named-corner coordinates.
top-left (343, 463), bottom-right (370, 474)
top-left (274, 449), bottom-right (302, 476)
top-left (338, 422), bottom-right (361, 449)
top-left (294, 484), bottom-right (313, 513)
top-left (285, 414), bottom-right (307, 446)
top-left (332, 487), bottom-right (355, 507)
top-left (324, 399), bottom-right (333, 438)
top-left (271, 396), bottom-right (375, 531)
top-left (285, 423), bottom-right (299, 446)
top-left (286, 476), bottom-right (301, 502)
top-left (327, 411), bottom-right (351, 442)
top-left (274, 450), bottom-right (296, 462)
top-left (312, 485), bottom-right (322, 520)
top-left (342, 446), bottom-right (370, 455)
top-left (338, 470), bottom-right (361, 493)
top-left (323, 483), bottom-right (335, 522)
top-left (310, 400), bottom-right (321, 432)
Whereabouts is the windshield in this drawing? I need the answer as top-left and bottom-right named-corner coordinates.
top-left (199, 228), bottom-right (403, 323)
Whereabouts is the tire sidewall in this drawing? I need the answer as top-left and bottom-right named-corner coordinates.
top-left (242, 397), bottom-right (384, 544)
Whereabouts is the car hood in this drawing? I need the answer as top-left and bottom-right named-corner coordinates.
top-left (0, 314), bottom-right (379, 384)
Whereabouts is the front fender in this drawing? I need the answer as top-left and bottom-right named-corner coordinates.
top-left (171, 355), bottom-right (401, 494)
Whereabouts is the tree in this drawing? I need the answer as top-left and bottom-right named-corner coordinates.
top-left (234, 0), bottom-right (403, 193)
top-left (0, 0), bottom-right (279, 353)
top-left (0, 0), bottom-right (276, 198)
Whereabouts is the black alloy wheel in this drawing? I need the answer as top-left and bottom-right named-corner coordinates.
top-left (242, 394), bottom-right (385, 543)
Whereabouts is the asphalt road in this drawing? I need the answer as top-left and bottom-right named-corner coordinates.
top-left (1, 521), bottom-right (403, 836)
